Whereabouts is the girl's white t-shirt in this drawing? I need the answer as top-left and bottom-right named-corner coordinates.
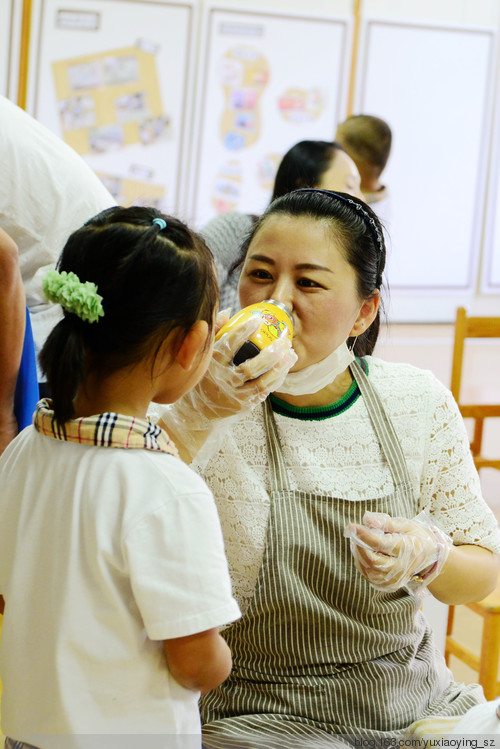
top-left (0, 427), bottom-right (240, 743)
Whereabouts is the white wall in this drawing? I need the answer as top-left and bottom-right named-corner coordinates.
top-left (355, 0), bottom-right (500, 321)
top-left (5, 0), bottom-right (500, 322)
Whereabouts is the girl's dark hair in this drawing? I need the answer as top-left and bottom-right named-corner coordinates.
top-left (40, 205), bottom-right (218, 425)
top-left (239, 189), bottom-right (386, 357)
top-left (271, 140), bottom-right (344, 202)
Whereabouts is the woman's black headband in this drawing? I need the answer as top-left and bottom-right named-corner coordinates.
top-left (293, 188), bottom-right (385, 261)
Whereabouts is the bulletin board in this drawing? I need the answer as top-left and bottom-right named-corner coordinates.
top-left (482, 56), bottom-right (500, 294)
top-left (189, 6), bottom-right (351, 228)
top-left (484, 171), bottom-right (500, 292)
top-left (0, 0), bottom-right (22, 98)
top-left (356, 18), bottom-right (495, 320)
top-left (26, 0), bottom-right (196, 215)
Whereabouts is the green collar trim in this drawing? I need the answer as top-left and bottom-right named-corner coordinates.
top-left (269, 358), bottom-right (368, 421)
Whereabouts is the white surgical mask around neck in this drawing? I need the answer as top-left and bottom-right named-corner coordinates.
top-left (277, 341), bottom-right (355, 396)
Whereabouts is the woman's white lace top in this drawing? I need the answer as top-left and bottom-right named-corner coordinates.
top-left (197, 357), bottom-right (500, 612)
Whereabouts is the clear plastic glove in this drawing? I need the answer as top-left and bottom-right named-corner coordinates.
top-left (344, 511), bottom-right (453, 597)
top-left (194, 310), bottom-right (297, 420)
top-left (156, 311), bottom-right (297, 465)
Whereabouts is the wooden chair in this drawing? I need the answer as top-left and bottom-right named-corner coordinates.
top-left (444, 307), bottom-right (500, 699)
top-left (445, 583), bottom-right (500, 699)
top-left (450, 306), bottom-right (500, 471)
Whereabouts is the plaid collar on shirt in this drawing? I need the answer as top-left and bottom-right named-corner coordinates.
top-left (34, 399), bottom-right (179, 458)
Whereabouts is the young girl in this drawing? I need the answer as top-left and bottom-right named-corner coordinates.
top-left (0, 206), bottom-right (241, 746)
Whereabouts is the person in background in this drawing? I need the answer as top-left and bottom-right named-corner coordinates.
top-left (201, 139), bottom-right (363, 313)
top-left (159, 188), bottom-right (500, 744)
top-left (0, 206), bottom-right (242, 745)
top-left (0, 94), bottom-right (116, 392)
top-left (0, 228), bottom-right (27, 454)
top-left (335, 114), bottom-right (392, 222)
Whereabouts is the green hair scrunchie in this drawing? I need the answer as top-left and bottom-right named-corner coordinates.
top-left (43, 270), bottom-right (105, 324)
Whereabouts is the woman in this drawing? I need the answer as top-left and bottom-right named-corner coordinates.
top-left (201, 140), bottom-right (362, 313)
top-left (161, 189), bottom-right (500, 742)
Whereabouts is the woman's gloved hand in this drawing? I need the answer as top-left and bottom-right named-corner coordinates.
top-left (344, 511), bottom-right (453, 596)
top-left (155, 311), bottom-right (297, 464)
top-left (194, 311), bottom-right (298, 421)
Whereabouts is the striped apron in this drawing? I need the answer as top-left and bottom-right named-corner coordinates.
top-left (202, 360), bottom-right (483, 745)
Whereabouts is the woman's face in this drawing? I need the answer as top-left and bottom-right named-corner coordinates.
top-left (238, 214), bottom-right (377, 372)
top-left (317, 149), bottom-right (363, 199)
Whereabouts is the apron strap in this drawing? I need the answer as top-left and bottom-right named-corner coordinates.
top-left (263, 398), bottom-right (292, 494)
top-left (350, 358), bottom-right (412, 489)
top-left (263, 358), bottom-right (413, 494)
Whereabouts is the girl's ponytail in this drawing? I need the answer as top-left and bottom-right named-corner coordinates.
top-left (39, 318), bottom-right (85, 425)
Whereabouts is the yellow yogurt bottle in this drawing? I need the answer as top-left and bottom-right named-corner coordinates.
top-left (216, 299), bottom-right (294, 365)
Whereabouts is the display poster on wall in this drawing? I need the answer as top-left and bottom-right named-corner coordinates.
top-left (28, 0), bottom-right (194, 214)
top-left (358, 20), bottom-right (493, 295)
top-left (483, 94), bottom-right (500, 294)
top-left (190, 8), bottom-right (350, 228)
top-left (485, 170), bottom-right (500, 292)
top-left (1, 0), bottom-right (21, 97)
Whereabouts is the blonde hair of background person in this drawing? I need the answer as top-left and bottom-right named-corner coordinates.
top-left (0, 206), bottom-right (244, 745)
top-left (336, 114), bottom-right (392, 205)
top-left (159, 188), bottom-right (500, 743)
top-left (200, 139), bottom-right (362, 314)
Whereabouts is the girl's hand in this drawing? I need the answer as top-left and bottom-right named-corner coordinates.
top-left (345, 511), bottom-right (452, 596)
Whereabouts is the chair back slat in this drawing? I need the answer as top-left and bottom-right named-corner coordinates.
top-left (451, 307), bottom-right (500, 405)
top-left (465, 316), bottom-right (500, 338)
